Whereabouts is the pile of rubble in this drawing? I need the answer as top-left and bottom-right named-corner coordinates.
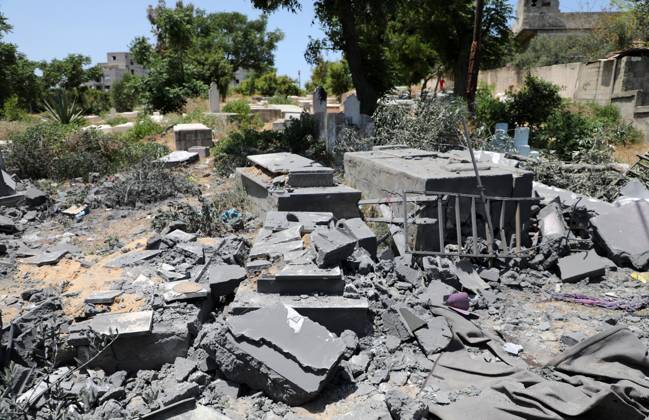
top-left (1, 148), bottom-right (649, 419)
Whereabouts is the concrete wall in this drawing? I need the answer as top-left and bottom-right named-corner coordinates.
top-left (479, 62), bottom-right (582, 99)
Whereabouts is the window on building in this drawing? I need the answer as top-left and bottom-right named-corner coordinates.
top-left (112, 55), bottom-right (117, 61)
top-left (131, 69), bottom-right (135, 75)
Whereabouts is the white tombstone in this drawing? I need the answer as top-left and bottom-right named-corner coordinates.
top-left (312, 87), bottom-right (327, 115)
top-left (343, 94), bottom-right (361, 126)
top-left (209, 82), bottom-right (220, 113)
top-left (514, 127), bottom-right (531, 156)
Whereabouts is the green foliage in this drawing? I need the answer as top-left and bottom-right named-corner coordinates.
top-left (222, 99), bottom-right (261, 128)
top-left (1, 95), bottom-right (27, 121)
top-left (306, 60), bottom-right (353, 100)
top-left (39, 54), bottom-right (101, 90)
top-left (238, 70), bottom-right (301, 97)
top-left (121, 115), bottom-right (165, 142)
top-left (6, 122), bottom-right (167, 180)
top-left (111, 74), bottom-right (138, 112)
top-left (104, 115), bottom-right (129, 126)
top-left (130, 2), bottom-right (283, 112)
top-left (212, 113), bottom-right (327, 174)
top-left (43, 90), bottom-right (84, 125)
top-left (475, 84), bottom-right (508, 131)
top-left (511, 34), bottom-right (612, 69)
top-left (508, 75), bottom-right (562, 129)
top-left (267, 95), bottom-right (296, 105)
top-left (81, 88), bottom-right (111, 115)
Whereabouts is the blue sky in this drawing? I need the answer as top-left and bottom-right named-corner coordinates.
top-left (1, 0), bottom-right (612, 85)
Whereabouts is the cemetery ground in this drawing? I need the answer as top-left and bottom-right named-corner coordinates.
top-left (1, 95), bottom-right (649, 419)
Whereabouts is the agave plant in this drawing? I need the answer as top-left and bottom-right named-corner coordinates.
top-left (43, 90), bottom-right (84, 124)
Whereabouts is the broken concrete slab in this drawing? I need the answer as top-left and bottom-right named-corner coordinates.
top-left (557, 249), bottom-right (612, 282)
top-left (173, 357), bottom-right (198, 382)
top-left (620, 179), bottom-right (649, 200)
top-left (0, 169), bottom-right (16, 196)
top-left (414, 317), bottom-right (452, 355)
top-left (69, 310), bottom-right (154, 345)
top-left (338, 218), bottom-right (377, 257)
top-left (263, 211), bottom-right (334, 233)
top-left (230, 291), bottom-right (370, 335)
top-left (105, 250), bottom-right (163, 268)
top-left (62, 204), bottom-right (89, 219)
top-left (214, 304), bottom-right (345, 405)
top-left (207, 264), bottom-right (247, 296)
top-left (21, 249), bottom-right (68, 266)
top-left (0, 215), bottom-right (17, 233)
top-left (312, 226), bottom-right (357, 267)
top-left (538, 202), bottom-right (569, 244)
top-left (165, 230), bottom-right (197, 243)
top-left (248, 152), bottom-right (320, 174)
top-left (248, 225), bottom-right (304, 259)
top-left (257, 264), bottom-right (345, 294)
top-left (85, 290), bottom-right (123, 305)
top-left (188, 145), bottom-right (210, 159)
top-left (591, 200), bottom-right (649, 270)
top-left (396, 306), bottom-right (428, 336)
top-left (162, 281), bottom-right (209, 303)
top-left (454, 260), bottom-right (490, 293)
top-left (158, 151), bottom-right (200, 166)
top-left (533, 181), bottom-right (614, 216)
top-left (176, 243), bottom-right (205, 263)
top-left (24, 187), bottom-right (47, 207)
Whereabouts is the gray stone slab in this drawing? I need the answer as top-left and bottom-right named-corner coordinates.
top-left (188, 146), bottom-right (210, 158)
top-left (248, 225), bottom-right (304, 259)
top-left (207, 264), bottom-right (247, 296)
top-left (165, 230), bottom-right (197, 243)
top-left (258, 265), bottom-right (345, 294)
top-left (176, 243), bottom-right (205, 263)
top-left (538, 202), bottom-right (569, 243)
top-left (287, 168), bottom-right (335, 188)
top-left (558, 249), bottom-right (612, 282)
top-left (591, 200), bottom-right (649, 270)
top-left (263, 211), bottom-right (334, 233)
top-left (275, 264), bottom-right (342, 281)
top-left (231, 291), bottom-right (371, 336)
top-left (0, 169), bottom-right (16, 196)
top-left (248, 152), bottom-right (321, 174)
top-left (396, 306), bottom-right (428, 336)
top-left (158, 151), bottom-right (199, 166)
top-left (620, 179), bottom-right (649, 199)
top-left (173, 123), bottom-right (213, 151)
top-left (105, 250), bottom-right (163, 268)
top-left (338, 218), bottom-right (377, 257)
top-left (69, 310), bottom-right (153, 345)
top-left (312, 226), bottom-right (357, 267)
top-left (419, 280), bottom-right (457, 306)
top-left (85, 290), bottom-right (123, 305)
top-left (0, 215), bottom-right (17, 233)
top-left (454, 260), bottom-right (490, 293)
top-left (227, 303), bottom-right (346, 371)
top-left (245, 259), bottom-right (272, 272)
top-left (533, 181), bottom-right (614, 216)
top-left (414, 317), bottom-right (452, 355)
top-left (24, 187), bottom-right (47, 206)
top-left (21, 249), bottom-right (68, 266)
top-left (162, 281), bottom-right (209, 302)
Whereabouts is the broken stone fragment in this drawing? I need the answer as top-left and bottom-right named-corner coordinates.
top-left (68, 310), bottom-right (154, 346)
top-left (165, 229), bottom-right (197, 243)
top-left (207, 264), bottom-right (247, 296)
top-left (557, 249), bottom-right (612, 283)
top-left (311, 225), bottom-right (357, 267)
top-left (0, 215), bottom-right (17, 234)
top-left (0, 170), bottom-right (16, 197)
top-left (21, 249), bottom-right (68, 266)
top-left (538, 202), bottom-right (569, 244)
top-left (337, 218), bottom-right (378, 257)
top-left (211, 304), bottom-right (346, 405)
top-left (414, 317), bottom-right (452, 355)
top-left (105, 249), bottom-right (162, 268)
top-left (173, 356), bottom-right (198, 382)
top-left (591, 201), bottom-right (649, 270)
top-left (453, 260), bottom-right (490, 293)
top-left (394, 255), bottom-right (420, 285)
top-left (161, 280), bottom-right (209, 303)
top-left (24, 186), bottom-right (47, 207)
top-left (85, 290), bottom-right (122, 305)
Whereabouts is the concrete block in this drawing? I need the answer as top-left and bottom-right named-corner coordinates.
top-left (162, 281), bottom-right (209, 303)
top-left (257, 264), bottom-right (345, 294)
top-left (188, 146), bottom-right (210, 159)
top-left (248, 152), bottom-right (317, 174)
top-left (207, 264), bottom-right (247, 296)
top-left (173, 123), bottom-right (213, 151)
top-left (287, 167), bottom-right (335, 187)
top-left (311, 226), bottom-right (357, 267)
top-left (69, 311), bottom-right (154, 345)
top-left (337, 218), bottom-right (377, 257)
top-left (557, 250), bottom-right (612, 282)
top-left (85, 290), bottom-right (123, 305)
top-left (230, 291), bottom-right (370, 336)
top-left (158, 151), bottom-right (199, 166)
top-left (591, 201), bottom-right (649, 270)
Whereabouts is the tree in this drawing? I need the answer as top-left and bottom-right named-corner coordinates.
top-left (0, 13), bottom-right (42, 114)
top-left (305, 59), bottom-right (352, 100)
top-left (251, 0), bottom-right (512, 113)
top-left (237, 69), bottom-right (300, 96)
top-left (111, 74), bottom-right (138, 112)
top-left (130, 1), bottom-right (283, 112)
top-left (40, 54), bottom-right (102, 90)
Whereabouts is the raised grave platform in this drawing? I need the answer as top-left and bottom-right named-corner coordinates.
top-left (237, 152), bottom-right (361, 219)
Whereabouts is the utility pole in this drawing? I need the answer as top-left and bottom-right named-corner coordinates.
top-left (298, 70), bottom-right (301, 89)
top-left (465, 0), bottom-right (484, 114)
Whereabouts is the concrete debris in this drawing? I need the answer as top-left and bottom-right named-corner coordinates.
top-left (21, 249), bottom-right (68, 266)
top-left (0, 169), bottom-right (16, 196)
top-left (337, 218), bottom-right (378, 257)
top-left (69, 310), bottom-right (154, 345)
top-left (158, 150), bottom-right (200, 166)
top-left (165, 229), bottom-right (197, 243)
top-left (207, 264), bottom-right (247, 296)
top-left (24, 186), bottom-right (47, 207)
top-left (162, 280), bottom-right (209, 303)
top-left (557, 249), bottom-right (612, 282)
top-left (620, 179), bottom-right (649, 199)
top-left (453, 259), bottom-right (490, 293)
top-left (85, 290), bottom-right (123, 305)
top-left (312, 225), bottom-right (357, 267)
top-left (210, 304), bottom-right (345, 405)
top-left (591, 201), bottom-right (649, 270)
top-left (0, 214), bottom-right (17, 233)
top-left (538, 201), bottom-right (569, 244)
top-left (105, 249), bottom-right (163, 268)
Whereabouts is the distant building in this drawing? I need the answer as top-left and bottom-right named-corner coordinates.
top-left (513, 0), bottom-right (616, 44)
top-left (89, 52), bottom-right (147, 90)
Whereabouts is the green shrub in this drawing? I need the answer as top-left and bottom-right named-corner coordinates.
top-left (475, 85), bottom-right (508, 132)
top-left (222, 99), bottom-right (261, 128)
top-left (43, 90), bottom-right (84, 125)
top-left (111, 74), bottom-right (138, 112)
top-left (508, 75), bottom-right (562, 129)
top-left (6, 122), bottom-right (167, 180)
top-left (104, 115), bottom-right (129, 126)
top-left (121, 115), bottom-right (164, 142)
top-left (82, 88), bottom-right (111, 115)
top-left (268, 95), bottom-right (295, 105)
top-left (212, 113), bottom-right (327, 175)
top-left (1, 96), bottom-right (28, 121)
